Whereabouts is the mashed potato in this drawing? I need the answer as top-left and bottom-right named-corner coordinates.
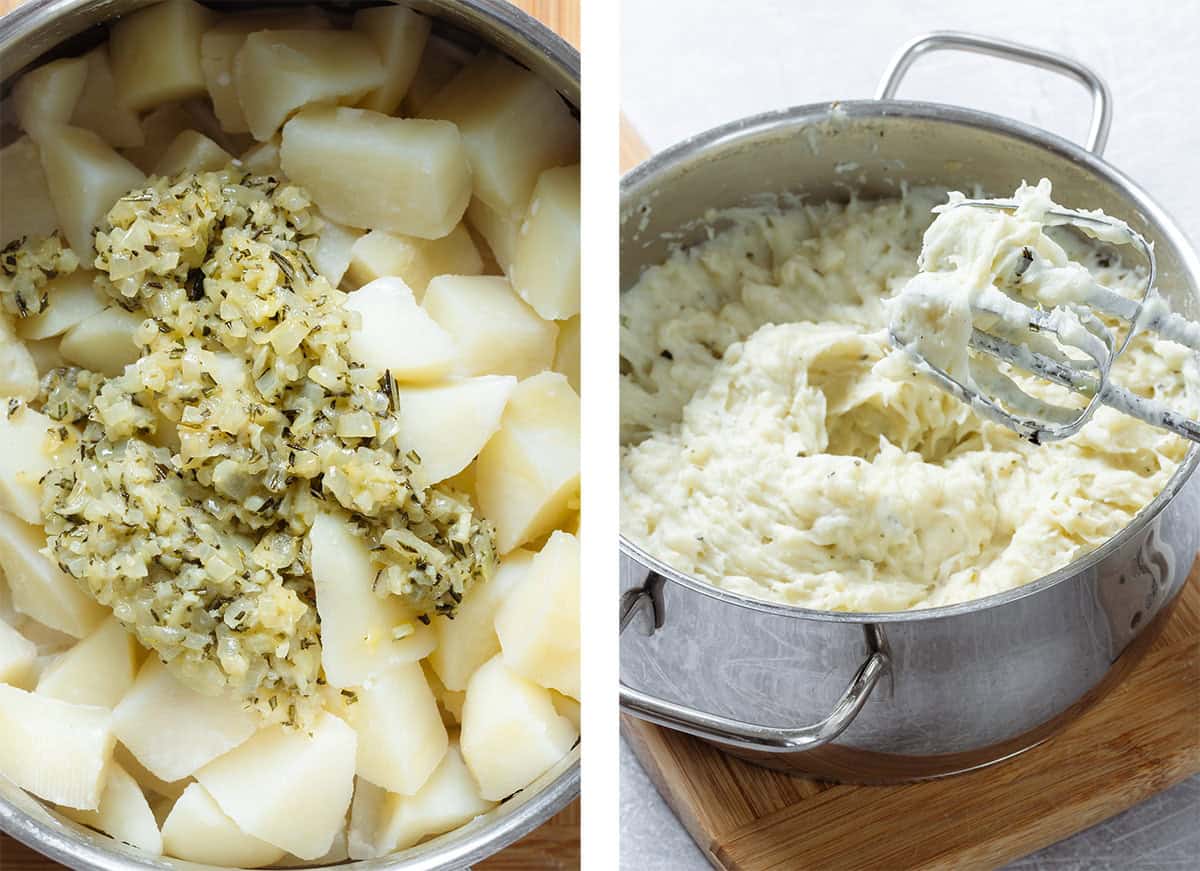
top-left (619, 191), bottom-right (1197, 611)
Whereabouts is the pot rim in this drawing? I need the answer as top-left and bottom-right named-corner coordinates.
top-left (619, 97), bottom-right (1200, 624)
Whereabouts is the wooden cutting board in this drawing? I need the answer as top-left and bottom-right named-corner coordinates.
top-left (620, 122), bottom-right (1200, 870)
top-left (0, 1), bottom-right (578, 869)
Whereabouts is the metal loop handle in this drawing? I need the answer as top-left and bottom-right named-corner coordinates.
top-left (619, 587), bottom-right (890, 753)
top-left (876, 31), bottom-right (1113, 156)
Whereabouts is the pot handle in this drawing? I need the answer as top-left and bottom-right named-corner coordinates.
top-left (618, 584), bottom-right (891, 753)
top-left (875, 31), bottom-right (1112, 156)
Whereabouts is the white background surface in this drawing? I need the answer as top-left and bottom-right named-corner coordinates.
top-left (620, 0), bottom-right (1200, 867)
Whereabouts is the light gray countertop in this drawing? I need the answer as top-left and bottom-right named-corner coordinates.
top-left (620, 0), bottom-right (1199, 867)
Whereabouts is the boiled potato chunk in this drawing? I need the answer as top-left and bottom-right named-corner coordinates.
top-left (421, 52), bottom-right (578, 217)
top-left (0, 137), bottom-right (59, 246)
top-left (120, 105), bottom-right (195, 173)
top-left (394, 375), bottom-right (516, 489)
top-left (0, 619), bottom-right (36, 688)
top-left (353, 5), bottom-right (432, 115)
top-left (113, 744), bottom-right (187, 803)
top-left (554, 315), bottom-right (581, 393)
top-left (429, 548), bottom-right (532, 691)
top-left (475, 372), bottom-right (580, 553)
top-left (36, 616), bottom-right (140, 708)
top-left (402, 34), bottom-right (471, 116)
top-left (0, 512), bottom-right (104, 638)
top-left (60, 306), bottom-right (143, 376)
top-left (0, 683), bottom-right (114, 809)
top-left (344, 277), bottom-right (457, 382)
top-left (281, 106), bottom-right (471, 239)
top-left (495, 531), bottom-right (580, 698)
top-left (467, 197), bottom-right (518, 276)
top-left (162, 782), bottom-right (285, 867)
top-left (346, 777), bottom-right (387, 860)
top-left (238, 138), bottom-right (281, 175)
top-left (310, 511), bottom-right (435, 689)
top-left (344, 662), bottom-right (448, 795)
top-left (512, 164), bottom-right (580, 320)
top-left (235, 30), bottom-right (384, 142)
top-left (12, 57), bottom-right (87, 137)
top-left (422, 275), bottom-right (556, 379)
top-left (72, 46), bottom-right (144, 148)
top-left (311, 219), bottom-right (361, 288)
top-left (379, 745), bottom-right (496, 852)
top-left (0, 314), bottom-right (39, 400)
top-left (16, 270), bottom-right (105, 340)
top-left (24, 337), bottom-right (68, 376)
top-left (551, 691), bottom-right (581, 730)
top-left (346, 224), bottom-right (482, 297)
top-left (460, 655), bottom-right (577, 801)
top-left (194, 712), bottom-right (357, 860)
top-left (61, 762), bottom-right (162, 854)
top-left (154, 130), bottom-right (232, 176)
top-left (0, 410), bottom-right (58, 524)
top-left (109, 0), bottom-right (217, 111)
top-left (113, 657), bottom-right (258, 782)
top-left (36, 125), bottom-right (146, 257)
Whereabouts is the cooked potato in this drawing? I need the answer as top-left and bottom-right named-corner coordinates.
top-left (59, 306), bottom-right (143, 376)
top-left (495, 531), bottom-right (579, 699)
top-left (16, 270), bottom-right (105, 341)
top-left (71, 45), bottom-right (144, 148)
top-left (281, 106), bottom-right (471, 239)
top-left (311, 219), bottom-right (361, 288)
top-left (466, 197), bottom-right (518, 276)
top-left (422, 275), bottom-right (557, 379)
top-left (113, 657), bottom-right (258, 783)
top-left (162, 782), bottom-right (285, 867)
top-left (61, 762), bottom-right (162, 854)
top-left (344, 662), bottom-right (448, 796)
top-left (120, 105), bottom-right (205, 172)
top-left (237, 138), bottom-right (281, 174)
top-left (550, 691), bottom-right (581, 730)
top-left (0, 683), bottom-right (114, 809)
top-left (378, 745), bottom-right (496, 852)
top-left (344, 277), bottom-right (457, 381)
top-left (475, 372), bottom-right (580, 553)
top-left (23, 337), bottom-right (68, 376)
top-left (402, 34), bottom-right (471, 116)
top-left (194, 712), bottom-right (358, 861)
top-left (36, 616), bottom-right (141, 709)
top-left (36, 125), bottom-right (146, 257)
top-left (310, 511), bottom-right (435, 689)
top-left (346, 224), bottom-right (482, 297)
top-left (0, 512), bottom-right (103, 638)
top-left (429, 548), bottom-right (533, 691)
top-left (352, 5), bottom-right (432, 115)
top-left (393, 375), bottom-right (515, 488)
top-left (0, 137), bottom-right (59, 246)
top-left (0, 314), bottom-right (40, 400)
top-left (0, 619), bottom-right (36, 688)
top-left (420, 52), bottom-right (578, 217)
top-left (512, 164), bottom-right (580, 320)
top-left (235, 30), bottom-right (385, 142)
top-left (112, 744), bottom-right (189, 804)
top-left (109, 0), bottom-right (217, 112)
top-left (154, 130), bottom-right (232, 176)
top-left (459, 654), bottom-right (577, 801)
top-left (346, 778), bottom-right (387, 860)
top-left (554, 315), bottom-right (581, 393)
top-left (11, 57), bottom-right (88, 137)
top-left (0, 409), bottom-right (59, 524)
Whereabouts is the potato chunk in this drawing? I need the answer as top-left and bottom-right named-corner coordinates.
top-left (311, 219), bottom-right (361, 288)
top-left (495, 531), bottom-right (580, 698)
top-left (429, 548), bottom-right (533, 691)
top-left (353, 5), bottom-right (432, 114)
top-left (109, 0), bottom-right (217, 111)
top-left (61, 762), bottom-right (162, 854)
top-left (16, 270), bottom-right (105, 340)
top-left (467, 197), bottom-right (518, 275)
top-left (12, 57), bottom-right (88, 136)
top-left (195, 712), bottom-right (358, 861)
top-left (421, 52), bottom-right (578, 217)
top-left (36, 616), bottom-right (140, 709)
top-left (0, 314), bottom-right (40, 400)
top-left (346, 224), bottom-right (482, 297)
top-left (475, 372), bottom-right (580, 553)
top-left (394, 375), bottom-right (516, 488)
top-left (162, 782), bottom-right (285, 867)
top-left (422, 275), bottom-right (557, 379)
top-left (459, 655), bottom-right (577, 801)
top-left (71, 45), bottom-right (144, 148)
top-left (402, 34), bottom-right (471, 116)
top-left (0, 512), bottom-right (104, 638)
top-left (554, 315), bottom-right (581, 393)
top-left (281, 106), bottom-right (471, 239)
top-left (0, 137), bottom-right (59, 246)
top-left (0, 683), bottom-right (114, 809)
top-left (512, 164), bottom-right (580, 320)
top-left (113, 657), bottom-right (258, 782)
top-left (0, 408), bottom-right (58, 524)
top-left (36, 125), bottom-right (146, 257)
top-left (153, 130), bottom-right (232, 176)
top-left (0, 620), bottom-right (37, 688)
top-left (344, 277), bottom-right (457, 381)
top-left (238, 138), bottom-right (281, 175)
top-left (59, 306), bottom-right (143, 376)
top-left (379, 745), bottom-right (496, 852)
top-left (235, 30), bottom-right (384, 142)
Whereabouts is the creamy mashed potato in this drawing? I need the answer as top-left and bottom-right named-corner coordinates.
top-left (619, 192), bottom-right (1197, 611)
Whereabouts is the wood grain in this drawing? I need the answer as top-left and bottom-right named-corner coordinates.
top-left (0, 0), bottom-right (579, 867)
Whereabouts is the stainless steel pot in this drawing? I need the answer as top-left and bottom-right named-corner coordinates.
top-left (0, 1), bottom-right (579, 868)
top-left (618, 32), bottom-right (1200, 782)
